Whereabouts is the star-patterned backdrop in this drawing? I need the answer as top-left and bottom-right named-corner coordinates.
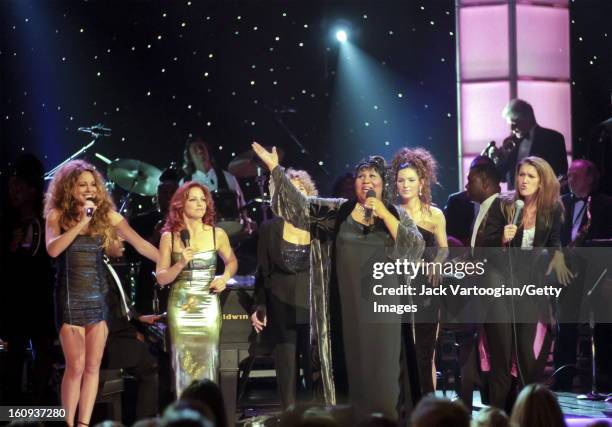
top-left (1, 1), bottom-right (610, 209)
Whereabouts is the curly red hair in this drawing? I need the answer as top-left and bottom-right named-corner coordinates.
top-left (162, 181), bottom-right (216, 233)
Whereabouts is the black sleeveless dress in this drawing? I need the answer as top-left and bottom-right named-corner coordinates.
top-left (54, 235), bottom-right (110, 329)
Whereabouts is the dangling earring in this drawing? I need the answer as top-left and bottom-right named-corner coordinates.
top-left (419, 188), bottom-right (423, 197)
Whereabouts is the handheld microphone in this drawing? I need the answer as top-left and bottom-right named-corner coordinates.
top-left (180, 229), bottom-right (191, 269)
top-left (85, 197), bottom-right (95, 217)
top-left (511, 200), bottom-right (525, 226)
top-left (179, 229), bottom-right (190, 248)
top-left (364, 189), bottom-right (376, 222)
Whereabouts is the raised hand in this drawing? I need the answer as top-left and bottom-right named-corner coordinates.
top-left (251, 142), bottom-right (279, 171)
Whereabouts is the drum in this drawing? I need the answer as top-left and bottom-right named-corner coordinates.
top-left (212, 189), bottom-right (242, 237)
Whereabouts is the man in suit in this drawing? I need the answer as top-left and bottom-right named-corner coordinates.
top-left (450, 158), bottom-right (501, 410)
top-left (555, 159), bottom-right (612, 391)
top-left (444, 156), bottom-right (498, 246)
top-left (498, 99), bottom-right (567, 189)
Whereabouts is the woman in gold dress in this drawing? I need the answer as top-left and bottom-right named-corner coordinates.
top-left (156, 181), bottom-right (238, 395)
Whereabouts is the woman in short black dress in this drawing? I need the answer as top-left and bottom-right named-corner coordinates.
top-left (45, 160), bottom-right (159, 426)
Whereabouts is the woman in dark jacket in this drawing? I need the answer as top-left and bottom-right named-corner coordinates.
top-left (251, 169), bottom-right (318, 409)
top-left (481, 156), bottom-right (572, 409)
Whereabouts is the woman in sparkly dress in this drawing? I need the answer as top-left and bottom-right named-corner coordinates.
top-left (156, 181), bottom-right (238, 396)
top-left (45, 160), bottom-right (159, 427)
top-left (251, 169), bottom-right (318, 409)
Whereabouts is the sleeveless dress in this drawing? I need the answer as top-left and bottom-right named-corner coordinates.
top-left (168, 231), bottom-right (220, 396)
top-left (54, 234), bottom-right (109, 329)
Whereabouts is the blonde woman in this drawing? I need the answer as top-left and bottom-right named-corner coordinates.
top-left (482, 156), bottom-right (572, 409)
top-left (45, 160), bottom-right (159, 426)
top-left (251, 168), bottom-right (318, 409)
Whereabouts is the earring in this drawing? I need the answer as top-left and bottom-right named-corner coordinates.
top-left (419, 188), bottom-right (423, 197)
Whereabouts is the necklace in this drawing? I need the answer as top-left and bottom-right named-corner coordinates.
top-left (354, 203), bottom-right (373, 224)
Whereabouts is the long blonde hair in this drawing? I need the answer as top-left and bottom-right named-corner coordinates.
top-left (44, 160), bottom-right (117, 249)
top-left (503, 156), bottom-right (562, 227)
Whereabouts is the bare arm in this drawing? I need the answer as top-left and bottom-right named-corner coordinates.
top-left (155, 232), bottom-right (192, 286)
top-left (110, 211), bottom-right (159, 263)
top-left (211, 227), bottom-right (238, 289)
top-left (45, 209), bottom-right (89, 258)
top-left (432, 208), bottom-right (449, 263)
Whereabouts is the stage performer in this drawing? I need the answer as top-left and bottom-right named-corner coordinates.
top-left (391, 148), bottom-right (448, 396)
top-left (481, 156), bottom-right (572, 409)
top-left (251, 142), bottom-right (425, 423)
top-left (155, 181), bottom-right (238, 396)
top-left (45, 160), bottom-right (159, 426)
top-left (251, 168), bottom-right (318, 409)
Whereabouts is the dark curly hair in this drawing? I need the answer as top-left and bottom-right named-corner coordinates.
top-left (391, 147), bottom-right (438, 210)
top-left (354, 155), bottom-right (392, 203)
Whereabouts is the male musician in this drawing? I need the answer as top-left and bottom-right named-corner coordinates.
top-left (130, 167), bottom-right (180, 314)
top-left (498, 99), bottom-right (567, 189)
top-left (0, 153), bottom-right (55, 404)
top-left (103, 254), bottom-right (161, 423)
top-left (554, 159), bottom-right (612, 391)
top-left (181, 134), bottom-right (253, 235)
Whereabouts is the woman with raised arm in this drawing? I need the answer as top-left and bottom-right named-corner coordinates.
top-left (45, 160), bottom-right (159, 427)
top-left (251, 168), bottom-right (318, 409)
top-left (155, 181), bottom-right (238, 396)
top-left (391, 147), bottom-right (449, 396)
top-left (251, 143), bottom-right (425, 422)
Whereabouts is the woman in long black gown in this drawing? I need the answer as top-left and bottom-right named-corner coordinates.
top-left (251, 143), bottom-right (425, 422)
top-left (391, 148), bottom-right (449, 396)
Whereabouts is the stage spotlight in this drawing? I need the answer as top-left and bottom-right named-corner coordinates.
top-left (336, 30), bottom-right (348, 43)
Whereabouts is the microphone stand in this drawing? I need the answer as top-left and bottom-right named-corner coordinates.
top-left (44, 126), bottom-right (111, 181)
top-left (255, 166), bottom-right (269, 222)
top-left (577, 267), bottom-right (609, 401)
top-left (264, 105), bottom-right (330, 176)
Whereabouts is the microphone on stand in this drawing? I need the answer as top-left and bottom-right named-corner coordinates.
top-left (273, 107), bottom-right (298, 114)
top-left (481, 140), bottom-right (496, 157)
top-left (78, 124), bottom-right (112, 136)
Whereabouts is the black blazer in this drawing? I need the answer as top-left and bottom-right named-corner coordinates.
top-left (444, 190), bottom-right (475, 245)
top-left (482, 197), bottom-right (562, 249)
top-left (500, 125), bottom-right (568, 188)
top-left (560, 192), bottom-right (612, 246)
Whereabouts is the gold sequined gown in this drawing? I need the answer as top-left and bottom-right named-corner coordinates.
top-left (168, 249), bottom-right (220, 395)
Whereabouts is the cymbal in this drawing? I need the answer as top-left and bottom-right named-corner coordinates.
top-left (228, 146), bottom-right (284, 178)
top-left (108, 159), bottom-right (162, 196)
